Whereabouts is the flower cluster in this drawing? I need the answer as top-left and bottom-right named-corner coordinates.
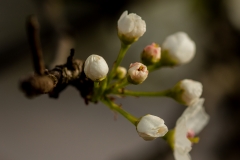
top-left (22, 10), bottom-right (210, 160)
top-left (81, 12), bottom-right (209, 160)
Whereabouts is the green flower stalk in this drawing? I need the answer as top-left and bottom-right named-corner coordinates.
top-left (107, 43), bottom-right (130, 86)
top-left (101, 97), bottom-right (139, 125)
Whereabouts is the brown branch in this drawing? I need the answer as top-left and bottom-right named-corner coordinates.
top-left (26, 15), bottom-right (45, 75)
top-left (20, 49), bottom-right (94, 104)
top-left (21, 16), bottom-right (94, 104)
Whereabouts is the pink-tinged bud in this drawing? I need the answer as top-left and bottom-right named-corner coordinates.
top-left (141, 43), bottom-right (161, 65)
top-left (127, 62), bottom-right (148, 84)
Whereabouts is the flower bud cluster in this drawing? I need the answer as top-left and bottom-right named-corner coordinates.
top-left (20, 9), bottom-right (210, 160)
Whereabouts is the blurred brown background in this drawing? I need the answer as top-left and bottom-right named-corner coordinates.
top-left (1, 0), bottom-right (240, 160)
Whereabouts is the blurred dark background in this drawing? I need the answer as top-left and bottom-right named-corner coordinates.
top-left (1, 0), bottom-right (240, 160)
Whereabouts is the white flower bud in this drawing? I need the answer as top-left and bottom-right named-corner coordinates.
top-left (141, 43), bottom-right (161, 65)
top-left (118, 11), bottom-right (146, 45)
top-left (172, 79), bottom-right (203, 106)
top-left (137, 114), bottom-right (168, 141)
top-left (127, 62), bottom-right (148, 84)
top-left (84, 54), bottom-right (109, 81)
top-left (114, 66), bottom-right (127, 79)
top-left (162, 32), bottom-right (196, 66)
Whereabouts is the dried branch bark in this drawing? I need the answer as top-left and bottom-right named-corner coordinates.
top-left (20, 15), bottom-right (93, 104)
top-left (20, 49), bottom-right (93, 104)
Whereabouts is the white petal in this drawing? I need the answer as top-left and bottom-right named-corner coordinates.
top-left (118, 10), bottom-right (128, 21)
top-left (175, 117), bottom-right (192, 154)
top-left (118, 15), bottom-right (134, 34)
top-left (174, 149), bottom-right (191, 160)
top-left (183, 99), bottom-right (210, 134)
top-left (174, 118), bottom-right (192, 160)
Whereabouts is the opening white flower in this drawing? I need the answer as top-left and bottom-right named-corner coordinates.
top-left (162, 32), bottom-right (196, 66)
top-left (84, 54), bottom-right (109, 81)
top-left (174, 117), bottom-right (192, 160)
top-left (118, 11), bottom-right (146, 44)
top-left (137, 114), bottom-right (168, 141)
top-left (127, 62), bottom-right (148, 84)
top-left (174, 98), bottom-right (210, 160)
top-left (172, 79), bottom-right (203, 106)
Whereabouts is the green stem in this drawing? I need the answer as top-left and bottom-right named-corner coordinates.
top-left (162, 129), bottom-right (175, 150)
top-left (147, 50), bottom-right (180, 72)
top-left (101, 97), bottom-right (139, 126)
top-left (113, 89), bottom-right (172, 97)
top-left (107, 43), bottom-right (130, 85)
top-left (113, 77), bottom-right (128, 90)
top-left (105, 77), bottom-right (128, 95)
top-left (147, 62), bottom-right (163, 72)
top-left (92, 82), bottom-right (100, 102)
top-left (94, 81), bottom-right (99, 89)
top-left (96, 79), bottom-right (107, 101)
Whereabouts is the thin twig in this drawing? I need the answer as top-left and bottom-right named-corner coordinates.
top-left (26, 15), bottom-right (45, 75)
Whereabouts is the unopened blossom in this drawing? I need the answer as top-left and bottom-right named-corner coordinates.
top-left (118, 11), bottom-right (146, 45)
top-left (137, 114), bottom-right (168, 141)
top-left (114, 66), bottom-right (127, 79)
top-left (162, 32), bottom-right (196, 66)
top-left (172, 79), bottom-right (203, 106)
top-left (141, 43), bottom-right (161, 65)
top-left (84, 54), bottom-right (109, 81)
top-left (173, 98), bottom-right (210, 160)
top-left (127, 62), bottom-right (148, 84)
